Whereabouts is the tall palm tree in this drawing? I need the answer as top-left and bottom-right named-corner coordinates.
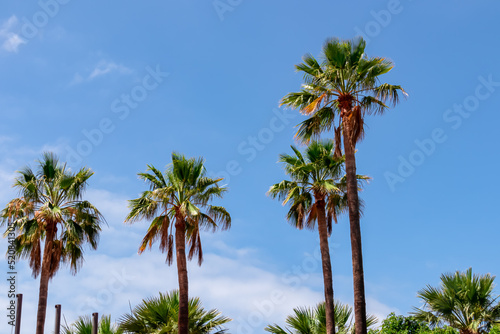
top-left (265, 300), bottom-right (377, 334)
top-left (280, 37), bottom-right (406, 334)
top-left (268, 140), bottom-right (368, 334)
top-left (118, 290), bottom-right (231, 334)
top-left (411, 268), bottom-right (500, 334)
top-left (62, 315), bottom-right (123, 334)
top-left (1, 152), bottom-right (104, 334)
top-left (125, 153), bottom-right (231, 334)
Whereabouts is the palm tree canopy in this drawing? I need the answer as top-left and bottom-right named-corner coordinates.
top-left (280, 37), bottom-right (407, 145)
top-left (118, 290), bottom-right (231, 334)
top-left (265, 301), bottom-right (377, 334)
top-left (268, 140), bottom-right (369, 233)
top-left (62, 315), bottom-right (123, 334)
top-left (411, 268), bottom-right (500, 334)
top-left (125, 152), bottom-right (231, 265)
top-left (1, 152), bottom-right (104, 277)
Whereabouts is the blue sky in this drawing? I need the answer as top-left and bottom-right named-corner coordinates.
top-left (1, 0), bottom-right (499, 333)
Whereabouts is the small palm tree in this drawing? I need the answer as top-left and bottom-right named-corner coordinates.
top-left (62, 315), bottom-right (122, 334)
top-left (118, 290), bottom-right (231, 334)
top-left (281, 37), bottom-right (406, 334)
top-left (268, 140), bottom-right (368, 334)
top-left (265, 300), bottom-right (377, 334)
top-left (125, 153), bottom-right (231, 334)
top-left (1, 153), bottom-right (104, 334)
top-left (411, 268), bottom-right (500, 334)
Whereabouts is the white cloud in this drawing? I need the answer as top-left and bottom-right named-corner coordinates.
top-left (86, 188), bottom-right (129, 225)
top-left (70, 60), bottom-right (133, 85)
top-left (88, 61), bottom-right (132, 80)
top-left (0, 16), bottom-right (26, 53)
top-left (0, 232), bottom-right (397, 334)
top-left (0, 166), bottom-right (16, 204)
top-left (0, 244), bottom-right (327, 334)
top-left (366, 296), bottom-right (400, 327)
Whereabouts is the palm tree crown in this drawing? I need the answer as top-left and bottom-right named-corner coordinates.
top-left (126, 152), bottom-right (231, 265)
top-left (412, 268), bottom-right (500, 334)
top-left (281, 37), bottom-right (406, 147)
top-left (265, 301), bottom-right (377, 334)
top-left (62, 315), bottom-right (123, 334)
top-left (268, 140), bottom-right (367, 230)
top-left (118, 290), bottom-right (231, 334)
top-left (2, 152), bottom-right (103, 276)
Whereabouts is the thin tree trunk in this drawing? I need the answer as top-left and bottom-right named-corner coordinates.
top-left (316, 199), bottom-right (336, 334)
top-left (175, 218), bottom-right (189, 334)
top-left (35, 225), bottom-right (56, 334)
top-left (342, 115), bottom-right (367, 334)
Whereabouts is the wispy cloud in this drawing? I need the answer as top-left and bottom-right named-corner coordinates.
top-left (0, 16), bottom-right (26, 53)
top-left (88, 61), bottom-right (132, 80)
top-left (70, 60), bottom-right (133, 85)
top-left (0, 231), bottom-right (397, 333)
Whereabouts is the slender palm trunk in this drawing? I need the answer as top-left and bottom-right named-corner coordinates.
top-left (342, 114), bottom-right (367, 334)
top-left (35, 225), bottom-right (56, 334)
top-left (175, 217), bottom-right (189, 334)
top-left (316, 198), bottom-right (336, 334)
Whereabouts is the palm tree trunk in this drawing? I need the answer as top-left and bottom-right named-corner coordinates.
top-left (35, 225), bottom-right (56, 334)
top-left (342, 116), bottom-right (367, 334)
top-left (459, 330), bottom-right (476, 334)
top-left (175, 218), bottom-right (189, 334)
top-left (316, 199), bottom-right (336, 334)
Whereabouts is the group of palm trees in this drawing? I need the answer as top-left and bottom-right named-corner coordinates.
top-left (1, 151), bottom-right (231, 334)
top-left (60, 268), bottom-right (500, 334)
top-left (3, 36), bottom-right (497, 334)
top-left (269, 37), bottom-right (405, 334)
top-left (267, 269), bottom-right (500, 334)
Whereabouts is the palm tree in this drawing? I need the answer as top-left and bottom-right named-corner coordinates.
top-left (411, 268), bottom-right (500, 334)
top-left (268, 140), bottom-right (368, 334)
top-left (62, 315), bottom-right (123, 334)
top-left (280, 37), bottom-right (406, 334)
top-left (0, 152), bottom-right (104, 334)
top-left (265, 300), bottom-right (377, 334)
top-left (125, 153), bottom-right (231, 334)
top-left (118, 290), bottom-right (231, 334)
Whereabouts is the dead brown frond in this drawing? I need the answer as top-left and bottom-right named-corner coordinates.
top-left (301, 93), bottom-right (326, 115)
top-left (48, 240), bottom-right (63, 279)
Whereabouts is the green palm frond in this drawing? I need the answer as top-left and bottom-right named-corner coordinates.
top-left (118, 290), bottom-right (230, 334)
top-left (269, 140), bottom-right (366, 231)
top-left (412, 268), bottom-right (500, 333)
top-left (265, 301), bottom-right (377, 334)
top-left (62, 314), bottom-right (122, 334)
